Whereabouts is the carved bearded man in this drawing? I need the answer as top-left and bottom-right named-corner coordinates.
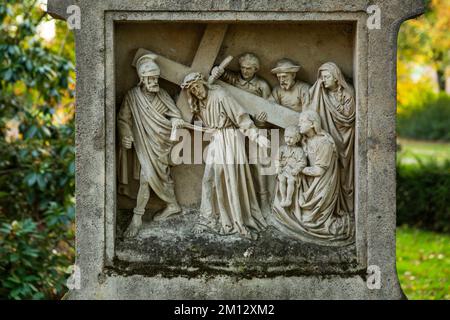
top-left (118, 53), bottom-right (184, 237)
top-left (180, 72), bottom-right (269, 240)
top-left (270, 59), bottom-right (310, 112)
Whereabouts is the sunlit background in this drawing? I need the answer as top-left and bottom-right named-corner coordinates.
top-left (0, 0), bottom-right (448, 299)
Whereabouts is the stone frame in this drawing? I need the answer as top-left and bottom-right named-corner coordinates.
top-left (48, 0), bottom-right (424, 299)
top-left (107, 12), bottom-right (366, 266)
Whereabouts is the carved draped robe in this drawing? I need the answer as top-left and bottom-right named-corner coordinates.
top-left (117, 86), bottom-right (182, 204)
top-left (197, 85), bottom-right (267, 236)
top-left (309, 78), bottom-right (355, 214)
top-left (272, 132), bottom-right (354, 245)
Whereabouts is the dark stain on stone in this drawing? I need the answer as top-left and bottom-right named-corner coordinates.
top-left (93, 119), bottom-right (104, 151)
top-left (367, 137), bottom-right (379, 150)
top-left (110, 209), bottom-right (361, 279)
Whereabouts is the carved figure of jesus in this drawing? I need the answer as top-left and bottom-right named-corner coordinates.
top-left (210, 53), bottom-right (272, 214)
top-left (180, 72), bottom-right (269, 240)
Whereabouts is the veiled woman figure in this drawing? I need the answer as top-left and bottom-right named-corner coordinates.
top-left (272, 110), bottom-right (354, 245)
top-left (309, 62), bottom-right (355, 215)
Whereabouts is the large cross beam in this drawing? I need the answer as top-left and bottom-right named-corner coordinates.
top-left (216, 81), bottom-right (299, 128)
top-left (133, 24), bottom-right (228, 121)
top-left (133, 25), bottom-right (300, 128)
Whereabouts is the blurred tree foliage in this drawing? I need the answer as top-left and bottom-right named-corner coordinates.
top-left (397, 0), bottom-right (450, 141)
top-left (397, 158), bottom-right (450, 233)
top-left (398, 0), bottom-right (450, 93)
top-left (0, 0), bottom-right (75, 299)
top-left (397, 93), bottom-right (450, 141)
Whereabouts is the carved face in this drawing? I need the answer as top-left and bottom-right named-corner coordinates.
top-left (141, 75), bottom-right (160, 92)
top-left (277, 72), bottom-right (296, 90)
top-left (298, 116), bottom-right (314, 135)
top-left (240, 62), bottom-right (258, 80)
top-left (284, 130), bottom-right (300, 146)
top-left (320, 70), bottom-right (338, 90)
top-left (189, 82), bottom-right (208, 100)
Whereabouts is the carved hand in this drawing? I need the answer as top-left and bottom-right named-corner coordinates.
top-left (172, 118), bottom-right (185, 129)
top-left (302, 167), bottom-right (313, 176)
top-left (302, 166), bottom-right (325, 177)
top-left (211, 66), bottom-right (225, 80)
top-left (122, 136), bottom-right (133, 149)
top-left (274, 159), bottom-right (281, 174)
top-left (255, 134), bottom-right (270, 149)
top-left (318, 78), bottom-right (324, 87)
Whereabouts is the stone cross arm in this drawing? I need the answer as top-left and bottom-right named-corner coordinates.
top-left (133, 24), bottom-right (228, 121)
top-left (218, 81), bottom-right (299, 128)
top-left (135, 49), bottom-right (300, 128)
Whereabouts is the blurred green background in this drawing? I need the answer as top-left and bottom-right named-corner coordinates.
top-left (0, 0), bottom-right (449, 299)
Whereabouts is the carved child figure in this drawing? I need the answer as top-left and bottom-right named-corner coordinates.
top-left (277, 126), bottom-right (307, 207)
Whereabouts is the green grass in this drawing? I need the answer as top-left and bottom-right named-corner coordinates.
top-left (396, 140), bottom-right (449, 299)
top-left (397, 226), bottom-right (450, 300)
top-left (398, 138), bottom-right (450, 166)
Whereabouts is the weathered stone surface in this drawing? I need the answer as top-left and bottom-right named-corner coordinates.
top-left (114, 210), bottom-right (359, 276)
top-left (47, 0), bottom-right (425, 299)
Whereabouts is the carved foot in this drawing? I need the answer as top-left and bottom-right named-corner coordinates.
top-left (153, 203), bottom-right (182, 222)
top-left (250, 231), bottom-right (258, 241)
top-left (194, 216), bottom-right (220, 234)
top-left (123, 214), bottom-right (143, 238)
top-left (240, 227), bottom-right (258, 241)
top-left (193, 223), bottom-right (209, 235)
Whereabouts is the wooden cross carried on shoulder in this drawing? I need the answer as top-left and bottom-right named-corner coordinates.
top-left (132, 24), bottom-right (299, 128)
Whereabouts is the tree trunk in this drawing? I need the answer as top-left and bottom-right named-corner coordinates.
top-left (436, 67), bottom-right (446, 92)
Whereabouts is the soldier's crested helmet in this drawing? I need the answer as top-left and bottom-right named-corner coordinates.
top-left (136, 53), bottom-right (160, 77)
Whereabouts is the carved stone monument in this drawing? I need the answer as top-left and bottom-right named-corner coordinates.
top-left (48, 0), bottom-right (424, 299)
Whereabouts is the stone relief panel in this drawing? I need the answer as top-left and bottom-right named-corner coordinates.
top-left (114, 22), bottom-right (357, 271)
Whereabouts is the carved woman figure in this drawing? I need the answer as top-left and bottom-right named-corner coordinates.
top-left (309, 62), bottom-right (355, 215)
top-left (272, 110), bottom-right (354, 245)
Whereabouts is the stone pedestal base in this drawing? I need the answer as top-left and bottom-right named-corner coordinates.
top-left (65, 274), bottom-right (405, 300)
